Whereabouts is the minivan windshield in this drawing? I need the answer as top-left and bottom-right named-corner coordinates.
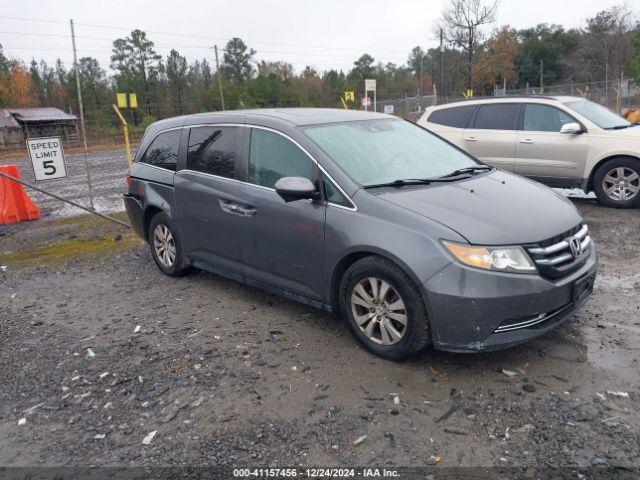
top-left (301, 119), bottom-right (479, 187)
top-left (564, 99), bottom-right (632, 129)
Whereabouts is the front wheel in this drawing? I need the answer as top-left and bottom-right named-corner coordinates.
top-left (148, 212), bottom-right (191, 277)
top-left (339, 256), bottom-right (430, 360)
top-left (593, 157), bottom-right (640, 208)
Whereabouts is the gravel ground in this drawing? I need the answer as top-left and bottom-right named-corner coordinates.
top-left (0, 198), bottom-right (639, 477)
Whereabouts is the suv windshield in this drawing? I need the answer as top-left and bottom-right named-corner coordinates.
top-left (564, 99), bottom-right (631, 129)
top-left (301, 119), bottom-right (479, 187)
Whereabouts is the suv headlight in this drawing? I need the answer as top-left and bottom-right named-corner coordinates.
top-left (442, 240), bottom-right (536, 273)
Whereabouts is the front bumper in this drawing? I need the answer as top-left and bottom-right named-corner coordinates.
top-left (422, 243), bottom-right (597, 352)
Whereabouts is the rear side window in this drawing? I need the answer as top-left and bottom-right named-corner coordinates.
top-left (473, 104), bottom-right (519, 130)
top-left (523, 104), bottom-right (576, 132)
top-left (187, 126), bottom-right (239, 179)
top-left (139, 129), bottom-right (180, 171)
top-left (249, 128), bottom-right (315, 189)
top-left (428, 106), bottom-right (475, 128)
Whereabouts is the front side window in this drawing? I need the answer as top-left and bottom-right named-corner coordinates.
top-left (473, 104), bottom-right (519, 130)
top-left (323, 177), bottom-right (352, 208)
top-left (301, 119), bottom-right (478, 188)
top-left (249, 128), bottom-right (315, 188)
top-left (523, 104), bottom-right (576, 132)
top-left (564, 99), bottom-right (631, 130)
top-left (139, 129), bottom-right (180, 171)
top-left (187, 126), bottom-right (239, 179)
top-left (429, 105), bottom-right (476, 128)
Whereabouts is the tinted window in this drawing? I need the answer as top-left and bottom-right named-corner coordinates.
top-left (249, 129), bottom-right (315, 188)
top-left (187, 126), bottom-right (239, 179)
top-left (429, 105), bottom-right (475, 128)
top-left (523, 104), bottom-right (576, 132)
top-left (473, 104), bottom-right (519, 130)
top-left (140, 129), bottom-right (180, 171)
top-left (323, 178), bottom-right (351, 208)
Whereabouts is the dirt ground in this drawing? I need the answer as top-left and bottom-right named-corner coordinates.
top-left (0, 199), bottom-right (639, 477)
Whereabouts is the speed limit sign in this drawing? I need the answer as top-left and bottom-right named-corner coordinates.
top-left (26, 137), bottom-right (67, 181)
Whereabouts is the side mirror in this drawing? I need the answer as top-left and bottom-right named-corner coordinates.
top-left (274, 177), bottom-right (317, 203)
top-left (560, 122), bottom-right (583, 134)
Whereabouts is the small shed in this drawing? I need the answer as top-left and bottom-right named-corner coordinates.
top-left (0, 109), bottom-right (22, 146)
top-left (8, 107), bottom-right (78, 141)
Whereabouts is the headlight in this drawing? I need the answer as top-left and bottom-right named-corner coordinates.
top-left (442, 240), bottom-right (536, 273)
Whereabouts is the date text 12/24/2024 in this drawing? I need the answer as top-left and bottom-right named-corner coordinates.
top-left (233, 468), bottom-right (400, 478)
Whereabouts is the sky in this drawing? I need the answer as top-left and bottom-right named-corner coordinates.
top-left (0, 0), bottom-right (635, 74)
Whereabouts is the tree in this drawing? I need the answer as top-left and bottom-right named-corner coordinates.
top-left (628, 28), bottom-right (640, 81)
top-left (222, 38), bottom-right (256, 83)
top-left (351, 54), bottom-right (375, 81)
top-left (257, 61), bottom-right (294, 80)
top-left (440, 0), bottom-right (498, 90)
top-left (516, 24), bottom-right (576, 88)
top-left (166, 49), bottom-right (188, 113)
top-left (568, 6), bottom-right (634, 83)
top-left (111, 30), bottom-right (161, 114)
top-left (78, 57), bottom-right (108, 107)
top-left (473, 26), bottom-right (519, 92)
top-left (0, 59), bottom-right (39, 108)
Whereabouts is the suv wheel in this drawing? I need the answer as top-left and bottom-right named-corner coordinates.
top-left (339, 256), bottom-right (430, 360)
top-left (148, 212), bottom-right (191, 277)
top-left (593, 157), bottom-right (640, 208)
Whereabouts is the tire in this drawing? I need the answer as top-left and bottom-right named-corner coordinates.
top-left (339, 256), bottom-right (430, 360)
top-left (592, 157), bottom-right (640, 208)
top-left (147, 212), bottom-right (191, 277)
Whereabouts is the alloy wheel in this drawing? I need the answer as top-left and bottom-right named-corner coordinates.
top-left (153, 224), bottom-right (176, 267)
top-left (602, 166), bottom-right (640, 202)
top-left (350, 277), bottom-right (408, 345)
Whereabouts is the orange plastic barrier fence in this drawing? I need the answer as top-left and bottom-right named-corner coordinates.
top-left (0, 165), bottom-right (41, 224)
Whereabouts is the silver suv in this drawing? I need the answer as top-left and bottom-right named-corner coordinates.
top-left (418, 96), bottom-right (640, 208)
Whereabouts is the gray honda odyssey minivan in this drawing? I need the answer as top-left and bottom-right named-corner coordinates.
top-left (124, 108), bottom-right (597, 360)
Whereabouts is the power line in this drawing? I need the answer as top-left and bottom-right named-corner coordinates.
top-left (0, 15), bottom-right (422, 53)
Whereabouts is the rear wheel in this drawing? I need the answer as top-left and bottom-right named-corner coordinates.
top-left (593, 157), bottom-right (640, 208)
top-left (148, 212), bottom-right (191, 277)
top-left (339, 256), bottom-right (430, 360)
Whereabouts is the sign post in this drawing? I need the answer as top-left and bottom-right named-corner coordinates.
top-left (26, 137), bottom-right (67, 181)
top-left (113, 104), bottom-right (132, 167)
top-left (364, 79), bottom-right (377, 112)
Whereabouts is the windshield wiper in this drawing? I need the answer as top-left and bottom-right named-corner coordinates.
top-left (605, 124), bottom-right (634, 130)
top-left (364, 177), bottom-right (466, 189)
top-left (439, 165), bottom-right (493, 178)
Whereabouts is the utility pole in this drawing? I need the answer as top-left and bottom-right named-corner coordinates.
top-left (419, 53), bottom-right (423, 97)
top-left (70, 19), bottom-right (94, 210)
top-left (439, 28), bottom-right (444, 98)
top-left (539, 59), bottom-right (544, 93)
top-left (214, 45), bottom-right (226, 111)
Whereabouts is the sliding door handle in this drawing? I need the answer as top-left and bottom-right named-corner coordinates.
top-left (519, 139), bottom-right (534, 144)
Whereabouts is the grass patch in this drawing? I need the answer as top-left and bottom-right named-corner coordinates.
top-left (2, 235), bottom-right (142, 268)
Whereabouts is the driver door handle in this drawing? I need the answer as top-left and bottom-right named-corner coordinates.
top-left (463, 136), bottom-right (477, 142)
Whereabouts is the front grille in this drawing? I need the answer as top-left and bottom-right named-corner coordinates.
top-left (526, 224), bottom-right (591, 279)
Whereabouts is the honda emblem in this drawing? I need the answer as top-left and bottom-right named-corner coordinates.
top-left (569, 236), bottom-right (583, 258)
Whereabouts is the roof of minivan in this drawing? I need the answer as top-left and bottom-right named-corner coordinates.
top-left (151, 108), bottom-right (393, 130)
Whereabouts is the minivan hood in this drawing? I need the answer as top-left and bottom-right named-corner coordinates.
top-left (375, 170), bottom-right (582, 245)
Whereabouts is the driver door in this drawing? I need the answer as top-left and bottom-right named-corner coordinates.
top-left (236, 127), bottom-right (326, 301)
top-left (515, 103), bottom-right (588, 180)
